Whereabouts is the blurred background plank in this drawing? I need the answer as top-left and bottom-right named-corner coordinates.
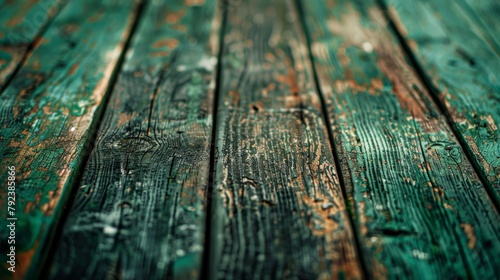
top-left (384, 0), bottom-right (500, 205)
top-left (300, 0), bottom-right (500, 278)
top-left (0, 0), bottom-right (66, 89)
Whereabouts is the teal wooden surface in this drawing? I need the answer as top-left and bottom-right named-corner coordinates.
top-left (0, 0), bottom-right (499, 279)
top-left (300, 0), bottom-right (500, 278)
top-left (48, 0), bottom-right (219, 279)
top-left (210, 0), bottom-right (361, 278)
top-left (0, 0), bottom-right (65, 89)
top-left (384, 0), bottom-right (500, 205)
top-left (0, 0), bottom-right (140, 278)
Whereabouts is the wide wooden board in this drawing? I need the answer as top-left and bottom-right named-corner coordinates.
top-left (300, 0), bottom-right (500, 278)
top-left (384, 0), bottom-right (500, 204)
top-left (209, 0), bottom-right (362, 278)
top-left (0, 0), bottom-right (140, 278)
top-left (48, 0), bottom-right (219, 279)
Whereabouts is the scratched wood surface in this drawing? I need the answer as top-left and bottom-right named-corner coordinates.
top-left (0, 0), bottom-right (140, 278)
top-left (0, 0), bottom-right (65, 89)
top-left (299, 0), bottom-right (500, 278)
top-left (209, 0), bottom-right (362, 278)
top-left (48, 0), bottom-right (219, 279)
top-left (384, 0), bottom-right (500, 204)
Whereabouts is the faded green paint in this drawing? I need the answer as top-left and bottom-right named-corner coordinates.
top-left (0, 0), bottom-right (66, 88)
top-left (210, 0), bottom-right (361, 278)
top-left (0, 0), bottom-right (140, 278)
top-left (300, 0), bottom-right (500, 278)
top-left (385, 0), bottom-right (500, 205)
top-left (49, 0), bottom-right (219, 279)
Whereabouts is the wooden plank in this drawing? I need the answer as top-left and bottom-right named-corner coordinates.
top-left (0, 0), bottom-right (65, 89)
top-left (48, 0), bottom-right (219, 279)
top-left (209, 0), bottom-right (362, 278)
top-left (458, 0), bottom-right (500, 52)
top-left (384, 0), bottom-right (500, 204)
top-left (299, 0), bottom-right (500, 278)
top-left (0, 0), bottom-right (140, 278)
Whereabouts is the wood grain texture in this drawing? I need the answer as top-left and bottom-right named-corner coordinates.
top-left (384, 0), bottom-right (500, 204)
top-left (209, 0), bottom-right (362, 278)
top-left (0, 0), bottom-right (65, 89)
top-left (0, 0), bottom-right (140, 278)
top-left (299, 0), bottom-right (500, 278)
top-left (48, 0), bottom-right (219, 279)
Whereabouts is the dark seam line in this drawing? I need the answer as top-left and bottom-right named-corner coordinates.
top-left (292, 0), bottom-right (370, 279)
top-left (375, 0), bottom-right (497, 278)
top-left (37, 1), bottom-right (148, 279)
top-left (0, 0), bottom-right (70, 97)
top-left (374, 0), bottom-right (500, 213)
top-left (200, 4), bottom-right (227, 280)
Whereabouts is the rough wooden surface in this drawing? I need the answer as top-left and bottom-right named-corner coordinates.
top-left (48, 0), bottom-right (219, 279)
top-left (0, 0), bottom-right (140, 278)
top-left (0, 0), bottom-right (65, 89)
top-left (384, 0), bottom-right (500, 204)
top-left (299, 0), bottom-right (500, 278)
top-left (210, 0), bottom-right (362, 278)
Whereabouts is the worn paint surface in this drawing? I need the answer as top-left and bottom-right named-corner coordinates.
top-left (0, 0), bottom-right (140, 278)
top-left (210, 0), bottom-right (362, 278)
top-left (48, 0), bottom-right (219, 279)
top-left (0, 0), bottom-right (65, 89)
top-left (300, 0), bottom-right (500, 278)
top-left (385, 0), bottom-right (500, 204)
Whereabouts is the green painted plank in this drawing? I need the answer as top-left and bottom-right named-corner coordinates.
top-left (0, 0), bottom-right (140, 278)
top-left (459, 0), bottom-right (500, 52)
top-left (0, 0), bottom-right (66, 89)
top-left (210, 0), bottom-right (362, 278)
top-left (384, 0), bottom-right (500, 204)
top-left (48, 0), bottom-right (219, 279)
top-left (300, 0), bottom-right (500, 278)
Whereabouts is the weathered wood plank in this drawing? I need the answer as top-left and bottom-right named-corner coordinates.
top-left (0, 0), bottom-right (65, 89)
top-left (0, 0), bottom-right (140, 278)
top-left (300, 0), bottom-right (500, 278)
top-left (209, 0), bottom-right (362, 278)
top-left (48, 0), bottom-right (219, 279)
top-left (384, 0), bottom-right (500, 204)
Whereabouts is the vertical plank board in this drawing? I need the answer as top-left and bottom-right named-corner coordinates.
top-left (48, 0), bottom-right (219, 279)
top-left (300, 0), bottom-right (500, 278)
top-left (0, 0), bottom-right (66, 89)
top-left (210, 0), bottom-right (362, 278)
top-left (0, 0), bottom-right (140, 278)
top-left (384, 0), bottom-right (500, 204)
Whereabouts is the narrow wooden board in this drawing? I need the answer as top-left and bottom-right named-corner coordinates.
top-left (209, 0), bottom-right (362, 278)
top-left (0, 0), bottom-right (65, 89)
top-left (300, 0), bottom-right (500, 278)
top-left (0, 0), bottom-right (140, 278)
top-left (384, 0), bottom-right (500, 204)
top-left (48, 0), bottom-right (219, 279)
